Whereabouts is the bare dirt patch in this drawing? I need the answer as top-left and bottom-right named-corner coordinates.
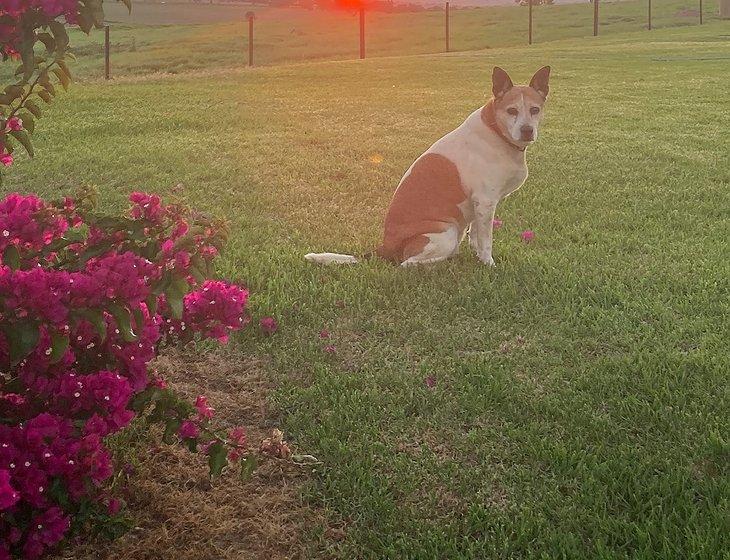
top-left (58, 349), bottom-right (330, 560)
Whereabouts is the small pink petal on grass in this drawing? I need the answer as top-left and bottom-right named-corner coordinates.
top-left (323, 344), bottom-right (336, 354)
top-left (492, 218), bottom-right (503, 229)
top-left (520, 230), bottom-right (535, 243)
top-left (259, 316), bottom-right (278, 335)
top-left (424, 376), bottom-right (437, 389)
top-left (319, 329), bottom-right (331, 339)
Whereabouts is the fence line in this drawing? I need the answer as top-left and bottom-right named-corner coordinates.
top-left (99, 1), bottom-right (725, 76)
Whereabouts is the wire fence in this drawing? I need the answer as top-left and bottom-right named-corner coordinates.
top-left (64, 0), bottom-right (727, 78)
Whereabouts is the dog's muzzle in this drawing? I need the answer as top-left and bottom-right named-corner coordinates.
top-left (520, 125), bottom-right (535, 142)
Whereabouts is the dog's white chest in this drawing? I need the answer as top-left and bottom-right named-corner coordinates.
top-left (496, 161), bottom-right (529, 198)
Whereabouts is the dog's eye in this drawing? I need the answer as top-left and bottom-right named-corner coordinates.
top-left (507, 108), bottom-right (519, 116)
top-left (530, 107), bottom-right (540, 115)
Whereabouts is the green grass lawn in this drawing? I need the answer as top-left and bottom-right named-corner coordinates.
top-left (5, 18), bottom-right (730, 560)
top-left (59, 0), bottom-right (724, 76)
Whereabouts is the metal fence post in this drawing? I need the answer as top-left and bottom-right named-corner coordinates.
top-left (648, 0), bottom-right (652, 30)
top-left (445, 1), bottom-right (450, 52)
top-left (359, 8), bottom-right (365, 59)
top-left (528, 0), bottom-right (533, 45)
top-left (593, 0), bottom-right (599, 36)
top-left (246, 12), bottom-right (255, 66)
top-left (699, 0), bottom-right (703, 24)
top-left (104, 25), bottom-right (110, 80)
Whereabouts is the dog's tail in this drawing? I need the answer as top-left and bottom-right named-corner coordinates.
top-left (304, 252), bottom-right (360, 265)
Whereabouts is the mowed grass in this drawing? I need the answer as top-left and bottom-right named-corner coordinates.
top-left (6, 21), bottom-right (730, 559)
top-left (59, 0), bottom-right (724, 76)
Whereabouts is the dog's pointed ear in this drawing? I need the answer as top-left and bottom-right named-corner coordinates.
top-left (492, 67), bottom-right (513, 99)
top-left (529, 66), bottom-right (551, 99)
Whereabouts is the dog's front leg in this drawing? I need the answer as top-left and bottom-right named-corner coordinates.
top-left (469, 199), bottom-right (496, 266)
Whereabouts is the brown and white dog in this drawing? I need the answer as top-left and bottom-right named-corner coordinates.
top-left (305, 66), bottom-right (550, 267)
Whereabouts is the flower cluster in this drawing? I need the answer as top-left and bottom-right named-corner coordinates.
top-left (162, 281), bottom-right (250, 344)
top-left (0, 0), bottom-right (78, 55)
top-left (0, 192), bottom-right (251, 559)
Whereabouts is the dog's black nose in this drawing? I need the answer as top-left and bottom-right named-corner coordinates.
top-left (520, 125), bottom-right (534, 141)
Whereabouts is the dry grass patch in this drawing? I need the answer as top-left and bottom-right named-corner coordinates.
top-left (59, 349), bottom-right (330, 560)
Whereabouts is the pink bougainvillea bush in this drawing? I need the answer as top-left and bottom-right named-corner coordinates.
top-left (0, 190), bottom-right (255, 559)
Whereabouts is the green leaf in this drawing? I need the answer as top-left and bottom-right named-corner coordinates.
top-left (10, 130), bottom-right (33, 157)
top-left (184, 437), bottom-right (198, 453)
top-left (132, 307), bottom-right (145, 333)
top-left (56, 59), bottom-right (73, 80)
top-left (2, 319), bottom-right (40, 364)
top-left (48, 21), bottom-right (70, 55)
top-left (18, 38), bottom-right (36, 81)
top-left (38, 71), bottom-right (55, 93)
top-left (49, 330), bottom-right (69, 363)
top-left (107, 303), bottom-right (138, 343)
top-left (38, 89), bottom-right (53, 104)
top-left (74, 308), bottom-right (107, 342)
top-left (37, 33), bottom-right (56, 53)
top-left (52, 67), bottom-right (70, 91)
top-left (207, 442), bottom-right (228, 478)
top-left (145, 294), bottom-right (159, 316)
top-left (48, 478), bottom-right (70, 509)
top-left (239, 456), bottom-right (257, 482)
top-left (75, 240), bottom-right (113, 269)
top-left (129, 386), bottom-right (158, 413)
top-left (87, 0), bottom-right (105, 27)
top-left (17, 112), bottom-right (34, 134)
top-left (163, 417), bottom-right (181, 444)
top-left (164, 277), bottom-right (189, 321)
top-left (76, 11), bottom-right (94, 34)
top-left (25, 99), bottom-right (42, 118)
top-left (3, 85), bottom-right (23, 100)
top-left (3, 245), bottom-right (20, 270)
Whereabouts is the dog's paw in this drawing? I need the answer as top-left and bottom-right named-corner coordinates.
top-left (479, 254), bottom-right (496, 267)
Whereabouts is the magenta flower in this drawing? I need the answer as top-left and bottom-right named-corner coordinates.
top-left (0, 153), bottom-right (13, 167)
top-left (492, 217), bottom-right (503, 229)
top-left (323, 345), bottom-right (336, 354)
top-left (107, 498), bottom-right (121, 515)
top-left (424, 375), bottom-right (437, 389)
top-left (5, 117), bottom-right (22, 131)
top-left (229, 427), bottom-right (247, 448)
top-left (319, 329), bottom-right (330, 339)
top-left (0, 470), bottom-right (20, 510)
top-left (259, 316), bottom-right (278, 335)
top-left (521, 230), bottom-right (535, 243)
top-left (195, 396), bottom-right (215, 420)
top-left (178, 420), bottom-right (200, 440)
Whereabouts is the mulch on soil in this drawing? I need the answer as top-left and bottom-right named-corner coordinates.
top-left (59, 349), bottom-right (332, 560)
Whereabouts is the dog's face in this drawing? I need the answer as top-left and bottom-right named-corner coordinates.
top-left (491, 66), bottom-right (550, 145)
